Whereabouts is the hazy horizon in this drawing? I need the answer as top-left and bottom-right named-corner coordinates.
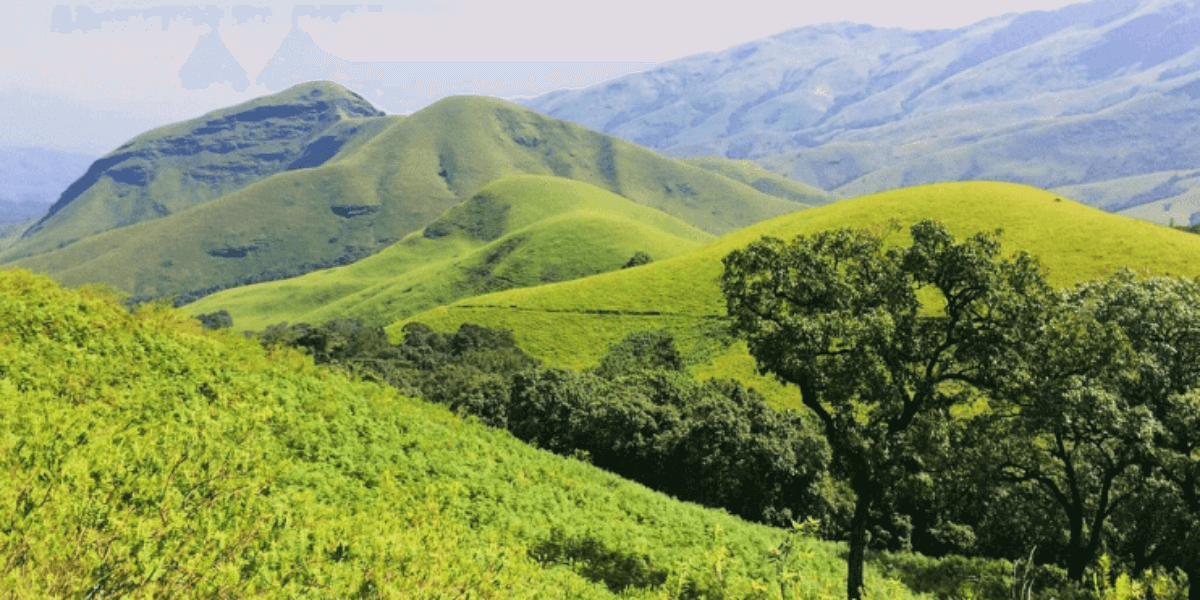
top-left (2, 0), bottom-right (1087, 155)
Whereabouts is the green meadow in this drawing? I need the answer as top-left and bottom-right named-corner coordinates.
top-left (185, 174), bottom-right (714, 331)
top-left (398, 181), bottom-right (1200, 410)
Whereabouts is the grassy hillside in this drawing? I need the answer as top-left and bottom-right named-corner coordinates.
top-left (0, 268), bottom-right (921, 599)
top-left (5, 95), bottom-right (807, 305)
top-left (185, 175), bottom-right (714, 331)
top-left (2, 81), bottom-right (387, 262)
top-left (399, 181), bottom-right (1200, 410)
top-left (682, 157), bottom-right (837, 206)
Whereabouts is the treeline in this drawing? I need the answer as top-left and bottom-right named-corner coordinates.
top-left (250, 234), bottom-right (1200, 600)
top-left (251, 314), bottom-right (1188, 600)
top-left (257, 320), bottom-right (837, 530)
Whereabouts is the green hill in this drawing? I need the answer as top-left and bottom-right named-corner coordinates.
top-left (4, 94), bottom-right (808, 305)
top-left (399, 181), bottom-right (1200, 410)
top-left (0, 268), bottom-right (922, 599)
top-left (2, 81), bottom-right (388, 262)
top-left (184, 174), bottom-right (714, 331)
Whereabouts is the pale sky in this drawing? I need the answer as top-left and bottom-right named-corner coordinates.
top-left (0, 0), bottom-right (1090, 154)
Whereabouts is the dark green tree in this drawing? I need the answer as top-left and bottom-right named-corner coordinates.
top-left (196, 309), bottom-right (233, 330)
top-left (720, 220), bottom-right (1047, 600)
top-left (593, 329), bottom-right (686, 378)
top-left (1095, 275), bottom-right (1200, 597)
top-left (969, 273), bottom-right (1156, 582)
top-left (622, 251), bottom-right (653, 269)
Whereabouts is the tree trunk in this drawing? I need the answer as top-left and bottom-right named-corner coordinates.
top-left (1065, 504), bottom-right (1088, 582)
top-left (1067, 550), bottom-right (1088, 583)
top-left (847, 487), bottom-right (874, 600)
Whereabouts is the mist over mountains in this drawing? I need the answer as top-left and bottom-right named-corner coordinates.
top-left (521, 0), bottom-right (1200, 224)
top-left (0, 148), bottom-right (95, 225)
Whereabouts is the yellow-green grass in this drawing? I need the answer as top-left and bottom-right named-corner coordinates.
top-left (184, 175), bottom-right (714, 330)
top-left (0, 268), bottom-right (923, 599)
top-left (399, 181), bottom-right (1200, 410)
top-left (8, 94), bottom-right (807, 303)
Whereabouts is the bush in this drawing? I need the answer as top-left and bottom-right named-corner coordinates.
top-left (622, 251), bottom-right (653, 269)
top-left (507, 367), bottom-right (833, 526)
top-left (196, 309), bottom-right (233, 330)
top-left (593, 329), bottom-right (686, 378)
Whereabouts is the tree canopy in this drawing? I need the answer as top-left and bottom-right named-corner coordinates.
top-left (721, 220), bottom-right (1049, 599)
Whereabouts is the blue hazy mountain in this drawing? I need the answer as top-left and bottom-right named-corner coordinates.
top-left (0, 147), bottom-right (95, 206)
top-left (521, 0), bottom-right (1200, 225)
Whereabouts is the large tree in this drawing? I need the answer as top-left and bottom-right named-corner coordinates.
top-left (1099, 275), bottom-right (1200, 598)
top-left (720, 220), bottom-right (1047, 600)
top-left (970, 272), bottom-right (1157, 582)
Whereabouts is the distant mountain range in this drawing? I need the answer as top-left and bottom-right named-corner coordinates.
top-left (521, 0), bottom-right (1200, 225)
top-left (0, 147), bottom-right (95, 224)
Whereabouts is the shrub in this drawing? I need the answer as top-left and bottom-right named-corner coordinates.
top-left (622, 251), bottom-right (653, 268)
top-left (196, 308), bottom-right (233, 330)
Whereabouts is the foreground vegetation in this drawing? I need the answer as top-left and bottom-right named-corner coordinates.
top-left (0, 269), bottom-right (923, 598)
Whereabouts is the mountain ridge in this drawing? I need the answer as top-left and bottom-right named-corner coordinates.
top-left (519, 0), bottom-right (1200, 225)
top-left (4, 81), bottom-right (387, 262)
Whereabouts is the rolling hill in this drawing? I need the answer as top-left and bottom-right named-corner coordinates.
top-left (1, 82), bottom-right (388, 262)
top-left (0, 268), bottom-right (922, 599)
top-left (184, 174), bottom-right (715, 331)
top-left (521, 0), bottom-right (1200, 225)
top-left (398, 181), bottom-right (1200, 410)
top-left (3, 86), bottom-right (822, 305)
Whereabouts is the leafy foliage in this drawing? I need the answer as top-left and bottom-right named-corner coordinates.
top-left (721, 219), bottom-right (1050, 599)
top-left (593, 328), bottom-right (685, 377)
top-left (0, 268), bottom-right (924, 599)
top-left (196, 308), bottom-right (233, 329)
top-left (623, 251), bottom-right (654, 268)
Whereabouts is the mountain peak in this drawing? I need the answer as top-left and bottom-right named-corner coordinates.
top-left (10, 82), bottom-right (387, 258)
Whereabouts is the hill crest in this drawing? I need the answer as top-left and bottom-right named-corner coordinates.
top-left (6, 94), bottom-right (818, 306)
top-left (6, 81), bottom-right (386, 261)
top-left (398, 180), bottom-right (1200, 407)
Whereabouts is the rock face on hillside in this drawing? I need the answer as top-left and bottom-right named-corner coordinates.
top-left (521, 0), bottom-right (1200, 224)
top-left (7, 81), bottom-right (386, 261)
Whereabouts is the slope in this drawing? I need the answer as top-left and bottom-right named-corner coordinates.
top-left (184, 175), bottom-right (714, 331)
top-left (5, 94), bottom-right (807, 305)
top-left (0, 268), bottom-right (921, 599)
top-left (682, 157), bottom-right (837, 205)
top-left (2, 81), bottom-right (388, 262)
top-left (522, 0), bottom-right (1200, 224)
top-left (399, 181), bottom-right (1200, 410)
